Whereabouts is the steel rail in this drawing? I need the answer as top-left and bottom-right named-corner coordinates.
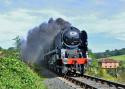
top-left (47, 67), bottom-right (125, 89)
top-left (63, 75), bottom-right (97, 89)
top-left (83, 74), bottom-right (125, 89)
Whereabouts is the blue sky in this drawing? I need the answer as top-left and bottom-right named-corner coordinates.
top-left (0, 0), bottom-right (125, 52)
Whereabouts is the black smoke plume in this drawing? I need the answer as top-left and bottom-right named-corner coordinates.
top-left (20, 18), bottom-right (71, 64)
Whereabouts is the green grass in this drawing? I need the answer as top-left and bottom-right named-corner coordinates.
top-left (108, 54), bottom-right (125, 61)
top-left (0, 50), bottom-right (46, 89)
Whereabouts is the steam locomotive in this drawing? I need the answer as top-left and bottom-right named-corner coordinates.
top-left (44, 26), bottom-right (88, 75)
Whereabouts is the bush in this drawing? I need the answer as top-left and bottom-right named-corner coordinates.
top-left (0, 50), bottom-right (46, 89)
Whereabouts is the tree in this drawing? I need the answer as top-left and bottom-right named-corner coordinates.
top-left (13, 36), bottom-right (21, 50)
top-left (8, 47), bottom-right (15, 51)
top-left (88, 49), bottom-right (96, 59)
top-left (0, 46), bottom-right (3, 50)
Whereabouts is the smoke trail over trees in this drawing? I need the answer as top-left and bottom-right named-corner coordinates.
top-left (20, 18), bottom-right (71, 64)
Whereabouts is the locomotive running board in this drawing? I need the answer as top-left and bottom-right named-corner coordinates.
top-left (44, 49), bottom-right (57, 56)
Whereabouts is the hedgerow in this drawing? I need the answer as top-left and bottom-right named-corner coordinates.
top-left (0, 50), bottom-right (46, 89)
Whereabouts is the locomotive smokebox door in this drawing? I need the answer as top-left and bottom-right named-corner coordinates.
top-left (62, 27), bottom-right (81, 48)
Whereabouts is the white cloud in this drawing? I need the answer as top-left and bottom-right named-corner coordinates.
top-left (3, 0), bottom-right (12, 5)
top-left (119, 0), bottom-right (125, 2)
top-left (0, 9), bottom-right (41, 48)
top-left (0, 9), bottom-right (65, 33)
top-left (0, 8), bottom-right (70, 48)
top-left (66, 12), bottom-right (125, 42)
top-left (0, 8), bottom-right (125, 49)
top-left (92, 0), bottom-right (106, 5)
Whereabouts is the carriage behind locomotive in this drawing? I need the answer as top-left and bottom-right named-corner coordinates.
top-left (43, 26), bottom-right (88, 75)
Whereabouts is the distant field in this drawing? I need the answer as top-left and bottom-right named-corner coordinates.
top-left (108, 54), bottom-right (125, 61)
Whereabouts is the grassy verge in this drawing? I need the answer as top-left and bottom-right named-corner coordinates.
top-left (0, 50), bottom-right (47, 89)
top-left (108, 54), bottom-right (125, 61)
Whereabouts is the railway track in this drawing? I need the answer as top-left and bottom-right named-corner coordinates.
top-left (62, 74), bottom-right (125, 89)
top-left (46, 66), bottom-right (125, 89)
top-left (47, 67), bottom-right (125, 89)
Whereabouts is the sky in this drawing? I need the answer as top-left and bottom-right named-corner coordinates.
top-left (0, 0), bottom-right (125, 52)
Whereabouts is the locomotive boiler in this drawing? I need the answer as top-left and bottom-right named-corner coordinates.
top-left (44, 26), bottom-right (88, 75)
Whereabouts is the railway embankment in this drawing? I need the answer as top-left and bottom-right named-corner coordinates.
top-left (0, 50), bottom-right (46, 89)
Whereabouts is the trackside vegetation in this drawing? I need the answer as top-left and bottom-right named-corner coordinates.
top-left (87, 49), bottom-right (125, 84)
top-left (0, 49), bottom-right (46, 89)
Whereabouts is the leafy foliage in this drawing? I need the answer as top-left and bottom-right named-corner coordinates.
top-left (86, 49), bottom-right (125, 84)
top-left (0, 49), bottom-right (46, 89)
top-left (13, 36), bottom-right (21, 49)
top-left (88, 49), bottom-right (96, 59)
top-left (117, 71), bottom-right (125, 83)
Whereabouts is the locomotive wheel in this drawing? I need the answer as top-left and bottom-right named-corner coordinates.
top-left (59, 68), bottom-right (62, 75)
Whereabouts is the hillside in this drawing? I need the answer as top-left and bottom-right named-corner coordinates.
top-left (95, 48), bottom-right (125, 58)
top-left (108, 54), bottom-right (125, 61)
top-left (0, 50), bottom-right (46, 89)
